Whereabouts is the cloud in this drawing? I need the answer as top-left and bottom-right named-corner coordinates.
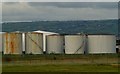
top-left (2, 2), bottom-right (38, 16)
top-left (2, 0), bottom-right (120, 2)
top-left (28, 2), bottom-right (118, 9)
top-left (2, 2), bottom-right (118, 22)
top-left (0, 2), bottom-right (2, 22)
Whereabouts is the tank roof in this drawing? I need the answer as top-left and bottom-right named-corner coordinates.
top-left (87, 33), bottom-right (115, 35)
top-left (47, 34), bottom-right (64, 36)
top-left (0, 32), bottom-right (5, 34)
top-left (33, 30), bottom-right (58, 34)
top-left (26, 32), bottom-right (43, 34)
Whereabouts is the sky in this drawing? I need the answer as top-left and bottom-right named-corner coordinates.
top-left (2, 0), bottom-right (120, 2)
top-left (2, 2), bottom-right (118, 22)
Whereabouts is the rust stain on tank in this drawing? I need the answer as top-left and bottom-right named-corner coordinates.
top-left (4, 33), bottom-right (22, 54)
top-left (10, 33), bottom-right (17, 54)
top-left (5, 33), bottom-right (8, 53)
top-left (15, 34), bottom-right (18, 52)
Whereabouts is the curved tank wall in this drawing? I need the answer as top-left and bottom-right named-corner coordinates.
top-left (34, 30), bottom-right (58, 52)
top-left (0, 33), bottom-right (4, 53)
top-left (65, 35), bottom-right (85, 54)
top-left (87, 35), bottom-right (116, 54)
top-left (25, 32), bottom-right (43, 54)
top-left (3, 33), bottom-right (22, 54)
top-left (46, 35), bottom-right (64, 54)
top-left (22, 33), bottom-right (25, 52)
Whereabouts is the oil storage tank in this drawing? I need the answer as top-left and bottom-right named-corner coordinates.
top-left (65, 35), bottom-right (86, 54)
top-left (87, 35), bottom-right (116, 54)
top-left (46, 34), bottom-right (64, 54)
top-left (25, 32), bottom-right (43, 54)
top-left (3, 32), bottom-right (22, 54)
top-left (34, 30), bottom-right (58, 52)
top-left (0, 32), bottom-right (4, 53)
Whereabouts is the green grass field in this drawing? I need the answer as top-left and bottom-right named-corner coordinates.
top-left (2, 54), bottom-right (120, 72)
top-left (3, 64), bottom-right (119, 72)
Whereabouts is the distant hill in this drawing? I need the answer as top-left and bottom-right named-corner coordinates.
top-left (2, 19), bottom-right (118, 35)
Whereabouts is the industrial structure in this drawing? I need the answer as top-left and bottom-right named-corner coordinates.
top-left (0, 32), bottom-right (4, 53)
top-left (3, 32), bottom-right (22, 54)
top-left (33, 30), bottom-right (58, 52)
top-left (1, 30), bottom-right (117, 55)
top-left (25, 32), bottom-right (43, 54)
top-left (65, 35), bottom-right (85, 54)
top-left (116, 37), bottom-right (120, 53)
top-left (87, 35), bottom-right (116, 54)
top-left (46, 34), bottom-right (64, 54)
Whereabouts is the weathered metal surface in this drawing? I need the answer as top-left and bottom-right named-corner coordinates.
top-left (65, 35), bottom-right (85, 54)
top-left (88, 35), bottom-right (116, 54)
top-left (3, 33), bottom-right (22, 54)
top-left (46, 35), bottom-right (64, 54)
top-left (33, 30), bottom-right (58, 52)
top-left (25, 32), bottom-right (43, 54)
top-left (0, 33), bottom-right (3, 52)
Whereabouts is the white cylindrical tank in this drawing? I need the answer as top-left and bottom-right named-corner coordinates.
top-left (3, 32), bottom-right (22, 54)
top-left (33, 30), bottom-right (58, 52)
top-left (87, 35), bottom-right (116, 54)
top-left (65, 35), bottom-right (85, 54)
top-left (25, 32), bottom-right (43, 54)
top-left (46, 35), bottom-right (64, 54)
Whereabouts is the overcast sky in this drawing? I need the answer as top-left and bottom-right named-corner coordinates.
top-left (2, 2), bottom-right (118, 22)
top-left (2, 0), bottom-right (120, 2)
